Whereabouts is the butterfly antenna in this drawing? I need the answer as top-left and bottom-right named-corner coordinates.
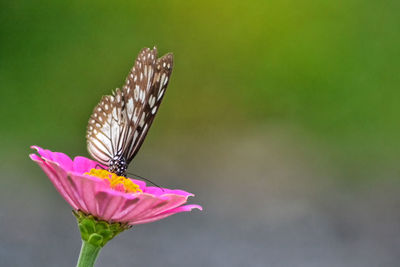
top-left (95, 164), bottom-right (106, 170)
top-left (126, 171), bottom-right (165, 192)
top-left (94, 164), bottom-right (164, 192)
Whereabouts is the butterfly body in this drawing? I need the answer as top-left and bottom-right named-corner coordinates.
top-left (109, 155), bottom-right (127, 176)
top-left (86, 47), bottom-right (173, 176)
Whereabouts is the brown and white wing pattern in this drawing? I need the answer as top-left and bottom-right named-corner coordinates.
top-left (86, 88), bottom-right (126, 165)
top-left (86, 47), bottom-right (173, 169)
top-left (122, 47), bottom-right (173, 164)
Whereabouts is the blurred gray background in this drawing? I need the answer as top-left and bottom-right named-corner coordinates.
top-left (1, 0), bottom-right (400, 266)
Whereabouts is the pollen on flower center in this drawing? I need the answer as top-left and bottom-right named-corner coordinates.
top-left (85, 169), bottom-right (142, 193)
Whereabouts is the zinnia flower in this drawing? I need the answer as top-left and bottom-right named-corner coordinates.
top-left (30, 145), bottom-right (202, 266)
top-left (30, 145), bottom-right (201, 224)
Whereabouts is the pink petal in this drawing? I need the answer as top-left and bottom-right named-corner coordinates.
top-left (102, 195), bottom-right (141, 222)
top-left (31, 146), bottom-right (73, 171)
top-left (144, 186), bottom-right (194, 197)
top-left (72, 156), bottom-right (103, 174)
top-left (30, 153), bottom-right (79, 210)
top-left (95, 191), bottom-right (126, 220)
top-left (117, 194), bottom-right (163, 223)
top-left (129, 194), bottom-right (190, 222)
top-left (131, 204), bottom-right (202, 225)
top-left (67, 173), bottom-right (104, 216)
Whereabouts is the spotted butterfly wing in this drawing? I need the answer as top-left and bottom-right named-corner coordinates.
top-left (86, 47), bottom-right (173, 176)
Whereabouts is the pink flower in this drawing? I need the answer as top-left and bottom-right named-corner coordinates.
top-left (29, 146), bottom-right (202, 225)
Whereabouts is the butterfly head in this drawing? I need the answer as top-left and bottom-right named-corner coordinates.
top-left (108, 155), bottom-right (127, 177)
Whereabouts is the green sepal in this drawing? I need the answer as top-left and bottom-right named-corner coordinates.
top-left (88, 234), bottom-right (103, 247)
top-left (73, 210), bottom-right (131, 247)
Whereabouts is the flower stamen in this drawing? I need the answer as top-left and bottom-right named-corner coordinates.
top-left (85, 169), bottom-right (142, 193)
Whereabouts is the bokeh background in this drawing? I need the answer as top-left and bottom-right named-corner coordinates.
top-left (1, 0), bottom-right (400, 266)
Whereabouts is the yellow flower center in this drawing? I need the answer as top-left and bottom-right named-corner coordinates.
top-left (85, 169), bottom-right (142, 193)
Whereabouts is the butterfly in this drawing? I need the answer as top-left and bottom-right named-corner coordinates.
top-left (86, 47), bottom-right (173, 177)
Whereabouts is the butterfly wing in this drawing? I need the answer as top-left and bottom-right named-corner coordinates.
top-left (121, 47), bottom-right (173, 164)
top-left (86, 47), bottom-right (173, 167)
top-left (86, 88), bottom-right (126, 165)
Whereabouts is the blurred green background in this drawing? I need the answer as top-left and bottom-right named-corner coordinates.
top-left (1, 0), bottom-right (400, 266)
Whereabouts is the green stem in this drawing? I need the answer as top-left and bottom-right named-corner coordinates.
top-left (76, 240), bottom-right (102, 267)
